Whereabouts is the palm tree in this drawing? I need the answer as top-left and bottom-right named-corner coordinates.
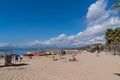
top-left (105, 27), bottom-right (120, 54)
top-left (114, 27), bottom-right (120, 43)
top-left (113, 27), bottom-right (120, 52)
top-left (105, 28), bottom-right (114, 51)
top-left (103, 0), bottom-right (120, 54)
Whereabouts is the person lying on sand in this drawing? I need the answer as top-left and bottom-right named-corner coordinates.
top-left (60, 57), bottom-right (65, 59)
top-left (69, 58), bottom-right (76, 61)
top-left (53, 58), bottom-right (58, 61)
top-left (69, 54), bottom-right (77, 61)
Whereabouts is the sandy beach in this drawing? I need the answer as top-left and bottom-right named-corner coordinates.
top-left (0, 52), bottom-right (120, 80)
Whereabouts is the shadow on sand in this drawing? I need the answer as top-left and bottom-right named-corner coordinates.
top-left (113, 73), bottom-right (120, 77)
top-left (0, 63), bottom-right (29, 68)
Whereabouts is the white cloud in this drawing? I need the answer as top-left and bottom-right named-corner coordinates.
top-left (50, 34), bottom-right (66, 41)
top-left (86, 0), bottom-right (109, 27)
top-left (0, 0), bottom-right (120, 48)
top-left (0, 42), bottom-right (8, 47)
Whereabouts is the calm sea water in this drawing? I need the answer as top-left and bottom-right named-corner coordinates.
top-left (0, 48), bottom-right (61, 56)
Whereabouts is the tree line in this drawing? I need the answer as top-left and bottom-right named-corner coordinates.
top-left (105, 27), bottom-right (120, 52)
top-left (104, 0), bottom-right (120, 53)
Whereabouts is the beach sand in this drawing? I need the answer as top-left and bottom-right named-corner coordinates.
top-left (0, 52), bottom-right (120, 80)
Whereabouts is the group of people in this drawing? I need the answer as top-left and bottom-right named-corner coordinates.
top-left (15, 54), bottom-right (23, 62)
top-left (52, 49), bottom-right (78, 62)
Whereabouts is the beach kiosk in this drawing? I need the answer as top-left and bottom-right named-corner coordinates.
top-left (0, 50), bottom-right (12, 66)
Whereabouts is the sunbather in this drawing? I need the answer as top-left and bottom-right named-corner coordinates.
top-left (69, 54), bottom-right (77, 61)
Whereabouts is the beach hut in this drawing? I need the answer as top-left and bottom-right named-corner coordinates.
top-left (0, 50), bottom-right (13, 66)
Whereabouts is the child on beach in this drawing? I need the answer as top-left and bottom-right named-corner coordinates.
top-left (15, 55), bottom-right (19, 62)
top-left (95, 45), bottom-right (99, 57)
top-left (19, 55), bottom-right (23, 62)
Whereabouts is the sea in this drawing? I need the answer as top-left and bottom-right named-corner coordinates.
top-left (0, 47), bottom-right (61, 56)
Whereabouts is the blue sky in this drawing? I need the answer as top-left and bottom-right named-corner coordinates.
top-left (0, 0), bottom-right (89, 41)
top-left (0, 0), bottom-right (119, 47)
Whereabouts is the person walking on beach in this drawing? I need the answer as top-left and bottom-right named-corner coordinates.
top-left (95, 45), bottom-right (99, 57)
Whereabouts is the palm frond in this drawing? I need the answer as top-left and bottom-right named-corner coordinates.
top-left (112, 5), bottom-right (120, 10)
top-left (112, 0), bottom-right (120, 9)
top-left (112, 0), bottom-right (120, 5)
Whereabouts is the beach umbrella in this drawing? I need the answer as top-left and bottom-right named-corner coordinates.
top-left (50, 51), bottom-right (56, 55)
top-left (27, 51), bottom-right (35, 56)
